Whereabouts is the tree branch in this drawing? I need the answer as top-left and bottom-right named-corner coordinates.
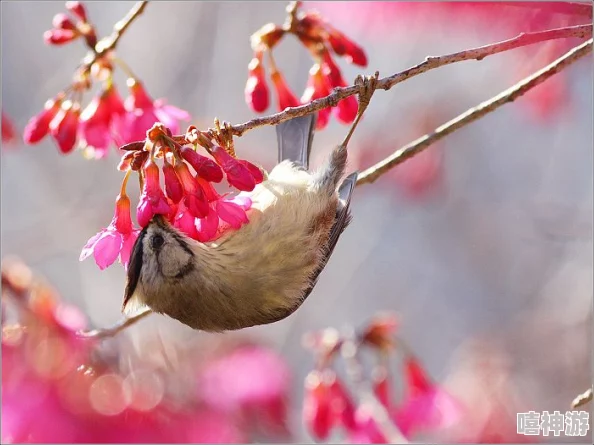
top-left (86, 1), bottom-right (148, 61)
top-left (356, 38), bottom-right (593, 186)
top-left (226, 23), bottom-right (591, 137)
top-left (572, 387), bottom-right (593, 408)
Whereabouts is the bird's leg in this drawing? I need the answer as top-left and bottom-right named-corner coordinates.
top-left (341, 71), bottom-right (380, 148)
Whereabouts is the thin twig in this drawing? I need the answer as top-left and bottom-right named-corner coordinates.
top-left (356, 38), bottom-right (593, 186)
top-left (571, 387), bottom-right (593, 409)
top-left (76, 309), bottom-right (153, 340)
top-left (86, 1), bottom-right (149, 61)
top-left (225, 23), bottom-right (591, 136)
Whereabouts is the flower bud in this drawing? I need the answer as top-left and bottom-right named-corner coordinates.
top-left (330, 377), bottom-right (357, 432)
top-left (210, 146), bottom-right (256, 192)
top-left (162, 158), bottom-right (184, 204)
top-left (327, 30), bottom-right (368, 67)
top-left (52, 13), bottom-right (76, 31)
top-left (245, 57), bottom-right (270, 113)
top-left (43, 28), bottom-right (79, 45)
top-left (2, 111), bottom-right (17, 143)
top-left (113, 194), bottom-right (133, 235)
top-left (49, 101), bottom-right (80, 154)
top-left (303, 369), bottom-right (336, 440)
top-left (270, 71), bottom-right (300, 112)
top-left (180, 146), bottom-right (224, 183)
top-left (237, 160), bottom-right (264, 184)
top-left (24, 96), bottom-right (63, 144)
top-left (65, 1), bottom-right (88, 22)
top-left (137, 159), bottom-right (173, 227)
top-left (301, 64), bottom-right (332, 130)
top-left (251, 23), bottom-right (285, 50)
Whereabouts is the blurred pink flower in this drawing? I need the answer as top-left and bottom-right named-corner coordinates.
top-left (391, 356), bottom-right (463, 438)
top-left (198, 344), bottom-right (291, 433)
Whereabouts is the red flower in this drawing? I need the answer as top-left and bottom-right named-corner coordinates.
top-left (245, 55), bottom-right (270, 113)
top-left (65, 1), bottom-right (88, 22)
top-left (49, 101), bottom-right (81, 154)
top-left (180, 146), bottom-right (224, 183)
top-left (301, 64), bottom-right (332, 129)
top-left (43, 29), bottom-right (79, 45)
top-left (79, 85), bottom-right (126, 159)
top-left (136, 159), bottom-right (174, 227)
top-left (2, 111), bottom-right (17, 144)
top-left (270, 71), bottom-right (300, 112)
top-left (326, 27), bottom-right (368, 67)
top-left (303, 370), bottom-right (335, 440)
top-left (23, 96), bottom-right (64, 144)
top-left (391, 355), bottom-right (462, 438)
top-left (162, 158), bottom-right (184, 204)
top-left (174, 162), bottom-right (209, 218)
top-left (210, 145), bottom-right (262, 192)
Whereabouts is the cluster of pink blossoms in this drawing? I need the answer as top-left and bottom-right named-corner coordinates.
top-left (302, 313), bottom-right (463, 443)
top-left (80, 124), bottom-right (264, 271)
top-left (23, 1), bottom-right (190, 159)
top-left (245, 4), bottom-right (367, 130)
top-left (2, 259), bottom-right (292, 443)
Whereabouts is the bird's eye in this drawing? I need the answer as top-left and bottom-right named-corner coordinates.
top-left (151, 234), bottom-right (165, 250)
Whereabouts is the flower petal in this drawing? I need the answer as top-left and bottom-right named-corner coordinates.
top-left (92, 231), bottom-right (123, 270)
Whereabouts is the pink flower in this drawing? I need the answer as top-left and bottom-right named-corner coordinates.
top-left (137, 159), bottom-right (174, 227)
top-left (391, 356), bottom-right (462, 438)
top-left (117, 79), bottom-right (191, 144)
top-left (173, 201), bottom-right (199, 239)
top-left (79, 85), bottom-right (126, 159)
top-left (80, 194), bottom-right (140, 270)
top-left (197, 345), bottom-right (290, 433)
top-left (195, 205), bottom-right (220, 242)
top-left (215, 199), bottom-right (249, 230)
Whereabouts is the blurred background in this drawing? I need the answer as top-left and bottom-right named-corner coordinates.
top-left (1, 1), bottom-right (592, 443)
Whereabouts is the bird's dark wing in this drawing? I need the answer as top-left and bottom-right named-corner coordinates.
top-left (262, 172), bottom-right (358, 325)
top-left (302, 171), bottom-right (358, 298)
top-left (276, 114), bottom-right (317, 169)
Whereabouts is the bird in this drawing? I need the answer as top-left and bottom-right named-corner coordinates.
top-left (121, 112), bottom-right (358, 332)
